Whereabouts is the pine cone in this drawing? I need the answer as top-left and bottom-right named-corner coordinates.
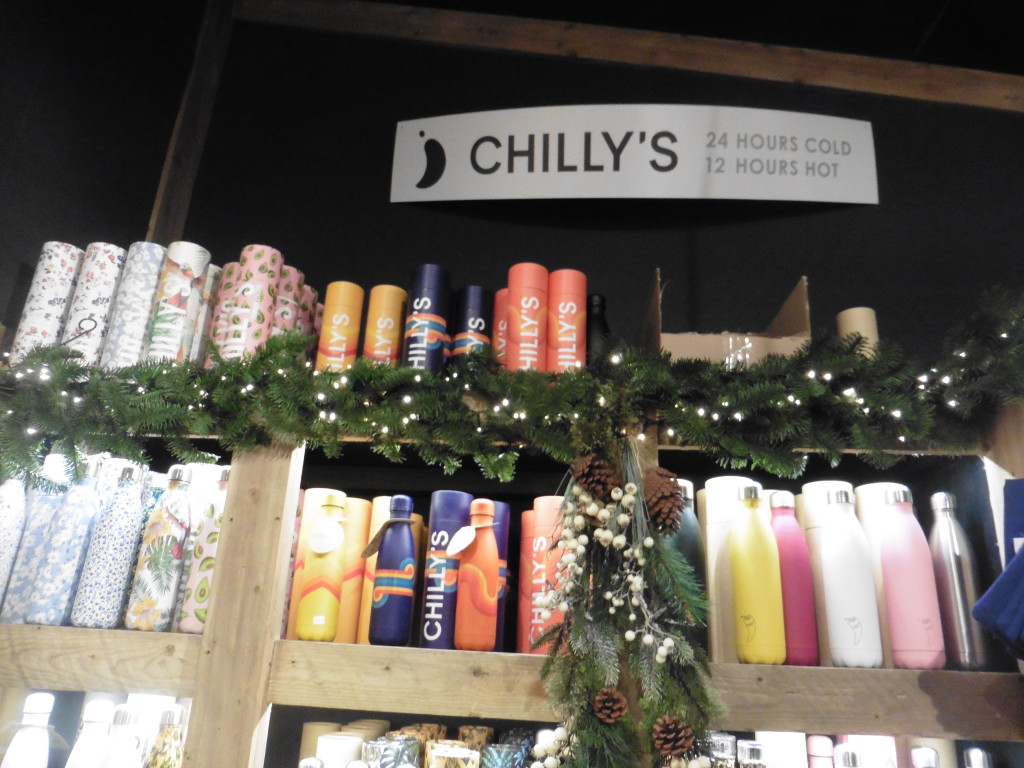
top-left (651, 714), bottom-right (695, 758)
top-left (644, 466), bottom-right (684, 533)
top-left (592, 686), bottom-right (628, 724)
top-left (570, 454), bottom-right (622, 502)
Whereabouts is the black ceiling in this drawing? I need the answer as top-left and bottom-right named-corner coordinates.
top-left (365, 0), bottom-right (1024, 77)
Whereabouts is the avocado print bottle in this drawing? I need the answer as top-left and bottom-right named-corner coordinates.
top-left (369, 494), bottom-right (417, 646)
top-left (125, 465), bottom-right (192, 632)
top-left (177, 467), bottom-right (230, 634)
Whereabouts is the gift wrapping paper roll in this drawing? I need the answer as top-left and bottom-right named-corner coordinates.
top-left (100, 241), bottom-right (167, 369)
top-left (0, 479), bottom-right (27, 609)
top-left (184, 263), bottom-right (222, 362)
top-left (273, 264), bottom-right (305, 336)
top-left (317, 732), bottom-right (364, 768)
top-left (297, 284), bottom-right (318, 337)
top-left (60, 241), bottom-right (127, 365)
top-left (207, 261), bottom-right (241, 358)
top-left (10, 241), bottom-right (84, 364)
top-left (836, 306), bottom-right (879, 355)
top-left (300, 722), bottom-right (341, 760)
top-left (480, 744), bottom-right (519, 768)
top-left (144, 241), bottom-right (211, 361)
top-left (334, 496), bottom-right (372, 644)
top-left (457, 726), bottom-right (492, 752)
top-left (215, 244), bottom-right (280, 360)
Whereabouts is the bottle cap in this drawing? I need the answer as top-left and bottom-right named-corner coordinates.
top-left (81, 698), bottom-right (115, 723)
top-left (709, 731), bottom-right (736, 756)
top-left (299, 759), bottom-right (326, 768)
top-left (910, 745), bottom-right (939, 768)
top-left (737, 740), bottom-right (763, 762)
top-left (885, 488), bottom-right (913, 504)
top-left (159, 705), bottom-right (183, 726)
top-left (738, 485), bottom-right (761, 500)
top-left (168, 465), bottom-right (192, 484)
top-left (828, 489), bottom-right (852, 505)
top-left (806, 735), bottom-right (833, 757)
top-left (390, 494), bottom-right (414, 516)
top-left (470, 498), bottom-right (495, 519)
top-left (676, 478), bottom-right (694, 501)
top-left (85, 456), bottom-right (103, 478)
top-left (771, 490), bottom-right (796, 509)
top-left (23, 692), bottom-right (55, 715)
top-left (322, 492), bottom-right (346, 510)
top-left (835, 746), bottom-right (861, 767)
top-left (548, 268), bottom-right (587, 295)
top-left (120, 465), bottom-right (140, 482)
top-left (930, 491), bottom-right (957, 513)
top-left (323, 280), bottom-right (365, 308)
top-left (220, 467), bottom-right (231, 484)
top-left (588, 294), bottom-right (607, 311)
top-left (112, 704), bottom-right (137, 726)
top-left (508, 262), bottom-right (549, 291)
top-left (963, 748), bottom-right (994, 768)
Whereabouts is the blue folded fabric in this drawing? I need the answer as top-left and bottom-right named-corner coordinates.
top-left (974, 545), bottom-right (1024, 658)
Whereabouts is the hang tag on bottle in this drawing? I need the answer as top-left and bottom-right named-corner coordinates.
top-left (308, 519), bottom-right (344, 555)
top-left (360, 517), bottom-right (413, 559)
top-left (445, 522), bottom-right (496, 556)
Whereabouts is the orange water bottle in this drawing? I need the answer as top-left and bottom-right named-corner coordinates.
top-left (454, 498), bottom-right (501, 651)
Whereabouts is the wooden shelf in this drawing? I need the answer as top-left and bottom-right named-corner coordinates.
top-left (268, 641), bottom-right (554, 722)
top-left (0, 625), bottom-right (201, 697)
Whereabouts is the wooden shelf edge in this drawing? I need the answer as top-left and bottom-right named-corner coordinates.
top-left (709, 662), bottom-right (1024, 741)
top-left (0, 625), bottom-right (201, 697)
top-left (268, 640), bottom-right (554, 722)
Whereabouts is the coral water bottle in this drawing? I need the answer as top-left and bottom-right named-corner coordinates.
top-left (454, 498), bottom-right (501, 651)
top-left (769, 490), bottom-right (819, 666)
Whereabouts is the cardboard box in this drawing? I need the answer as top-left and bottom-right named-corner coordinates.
top-left (643, 268), bottom-right (810, 366)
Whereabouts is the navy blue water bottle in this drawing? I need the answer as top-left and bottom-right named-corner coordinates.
top-left (369, 494), bottom-right (418, 646)
top-left (400, 264), bottom-right (451, 374)
top-left (419, 490), bottom-right (472, 649)
top-left (492, 500), bottom-right (511, 651)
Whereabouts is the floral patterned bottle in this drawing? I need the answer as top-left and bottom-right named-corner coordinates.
top-left (177, 467), bottom-right (230, 634)
top-left (24, 457), bottom-right (103, 625)
top-left (71, 464), bottom-right (147, 629)
top-left (141, 706), bottom-right (184, 768)
top-left (125, 466), bottom-right (192, 632)
top-left (0, 478), bottom-right (27, 609)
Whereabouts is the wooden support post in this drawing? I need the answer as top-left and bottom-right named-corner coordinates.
top-left (182, 444), bottom-right (304, 767)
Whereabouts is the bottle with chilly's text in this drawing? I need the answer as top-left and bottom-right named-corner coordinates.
top-left (419, 490), bottom-right (472, 649)
top-left (315, 281), bottom-right (365, 371)
top-left (369, 494), bottom-right (418, 646)
top-left (295, 493), bottom-right (347, 641)
top-left (401, 264), bottom-right (450, 374)
top-left (803, 485), bottom-right (883, 668)
top-left (728, 485), bottom-right (786, 664)
top-left (517, 495), bottom-right (563, 653)
top-left (454, 498), bottom-right (501, 651)
top-left (546, 269), bottom-right (586, 371)
top-left (769, 490), bottom-right (819, 666)
top-left (361, 284), bottom-right (407, 366)
top-left (450, 285), bottom-right (493, 358)
top-left (505, 262), bottom-right (548, 371)
top-left (492, 288), bottom-right (508, 365)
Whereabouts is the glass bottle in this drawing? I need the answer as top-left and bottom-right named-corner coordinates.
top-left (71, 465), bottom-right (147, 628)
top-left (25, 456), bottom-right (104, 625)
top-left (125, 465), bottom-right (192, 631)
top-left (141, 706), bottom-right (184, 768)
top-left (0, 692), bottom-right (54, 768)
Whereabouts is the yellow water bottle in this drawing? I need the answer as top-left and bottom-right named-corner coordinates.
top-left (729, 485), bottom-right (786, 664)
top-left (295, 493), bottom-right (347, 641)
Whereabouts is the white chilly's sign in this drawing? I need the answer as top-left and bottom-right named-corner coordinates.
top-left (390, 104), bottom-right (878, 204)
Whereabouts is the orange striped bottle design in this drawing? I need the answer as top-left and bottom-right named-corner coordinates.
top-left (454, 499), bottom-right (500, 651)
top-left (295, 494), bottom-right (347, 641)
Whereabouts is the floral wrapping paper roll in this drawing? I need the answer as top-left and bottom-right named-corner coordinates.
top-left (213, 244), bottom-right (281, 359)
top-left (0, 479), bottom-right (27, 609)
top-left (58, 242), bottom-right (127, 365)
top-left (184, 263), bottom-right (223, 362)
top-left (273, 264), bottom-right (305, 336)
top-left (10, 241), bottom-right (84, 364)
top-left (100, 242), bottom-right (168, 369)
top-left (206, 261), bottom-right (240, 361)
top-left (144, 241), bottom-right (211, 362)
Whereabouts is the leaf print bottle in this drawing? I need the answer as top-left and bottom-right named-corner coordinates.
top-left (141, 705), bottom-right (184, 768)
top-left (71, 464), bottom-right (147, 629)
top-left (177, 468), bottom-right (230, 634)
top-left (125, 466), bottom-right (192, 632)
top-left (24, 457), bottom-right (104, 625)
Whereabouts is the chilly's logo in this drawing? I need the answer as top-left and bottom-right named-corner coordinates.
top-left (740, 614), bottom-right (757, 643)
top-left (845, 616), bottom-right (864, 645)
top-left (416, 131), bottom-right (446, 189)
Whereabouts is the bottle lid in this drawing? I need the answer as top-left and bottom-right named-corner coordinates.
top-left (588, 294), bottom-right (607, 311)
top-left (885, 487), bottom-right (913, 504)
top-left (828, 489), bottom-right (852, 505)
top-left (709, 731), bottom-right (736, 756)
top-left (390, 494), bottom-right (414, 516)
top-left (81, 698), bottom-right (116, 724)
top-left (806, 735), bottom-right (833, 757)
top-left (910, 745), bottom-right (939, 768)
top-left (159, 705), bottom-right (183, 726)
top-left (220, 467), bottom-right (231, 484)
top-left (834, 747), bottom-right (861, 767)
top-left (770, 490), bottom-right (796, 509)
top-left (324, 280), bottom-right (365, 308)
top-left (120, 465), bottom-right (140, 482)
top-left (737, 739), bottom-right (763, 762)
top-left (548, 268), bottom-right (587, 295)
top-left (508, 262), bottom-right (549, 291)
top-left (112, 704), bottom-right (137, 726)
top-left (470, 498), bottom-right (495, 518)
top-left (963, 747), bottom-right (994, 768)
top-left (299, 758), bottom-right (326, 768)
top-left (676, 478), bottom-right (694, 501)
top-left (168, 465), bottom-right (192, 484)
top-left (85, 456), bottom-right (103, 478)
top-left (23, 692), bottom-right (55, 715)
top-left (322, 492), bottom-right (346, 509)
top-left (930, 491), bottom-right (957, 513)
top-left (738, 485), bottom-right (761, 500)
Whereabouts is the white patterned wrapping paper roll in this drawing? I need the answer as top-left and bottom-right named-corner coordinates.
top-left (0, 478), bottom-right (27, 610)
top-left (10, 241), bottom-right (85, 364)
top-left (183, 263), bottom-right (223, 362)
top-left (100, 242), bottom-right (167, 369)
top-left (60, 242), bottom-right (128, 365)
top-left (144, 241), bottom-right (211, 362)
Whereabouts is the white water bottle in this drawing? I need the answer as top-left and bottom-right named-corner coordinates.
top-left (0, 692), bottom-right (54, 768)
top-left (66, 698), bottom-right (115, 768)
top-left (802, 483), bottom-right (883, 668)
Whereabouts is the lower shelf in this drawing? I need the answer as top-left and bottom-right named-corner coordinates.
top-left (267, 640), bottom-right (1024, 741)
top-left (0, 624), bottom-right (201, 697)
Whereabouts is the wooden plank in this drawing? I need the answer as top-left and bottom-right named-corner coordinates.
top-left (235, 0), bottom-right (1024, 113)
top-left (0, 625), bottom-right (200, 697)
top-left (146, 0), bottom-right (236, 244)
top-left (708, 663), bottom-right (1024, 741)
top-left (182, 445), bottom-right (304, 768)
top-left (269, 640), bottom-right (555, 721)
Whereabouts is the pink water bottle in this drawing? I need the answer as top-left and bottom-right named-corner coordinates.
top-left (769, 491), bottom-right (819, 666)
top-left (880, 487), bottom-right (946, 669)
